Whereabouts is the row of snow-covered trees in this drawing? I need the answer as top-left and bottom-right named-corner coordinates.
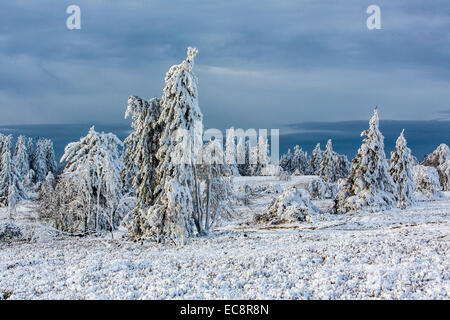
top-left (37, 47), bottom-right (232, 244)
top-left (0, 134), bottom-right (57, 209)
top-left (278, 141), bottom-right (350, 182)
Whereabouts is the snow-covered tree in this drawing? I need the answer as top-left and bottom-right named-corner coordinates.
top-left (123, 96), bottom-right (161, 193)
top-left (31, 138), bottom-right (57, 184)
top-left (318, 139), bottom-right (337, 183)
top-left (335, 108), bottom-right (396, 213)
top-left (307, 143), bottom-right (323, 175)
top-left (43, 127), bottom-right (126, 233)
top-left (389, 130), bottom-right (416, 209)
top-left (291, 145), bottom-right (308, 175)
top-left (421, 144), bottom-right (450, 191)
top-left (139, 47), bottom-right (207, 244)
top-left (279, 149), bottom-right (292, 173)
top-left (14, 135), bottom-right (31, 182)
top-left (333, 153), bottom-right (350, 180)
top-left (412, 165), bottom-right (442, 200)
top-left (0, 135), bottom-right (25, 208)
top-left (225, 127), bottom-right (240, 176)
top-left (123, 96), bottom-right (162, 237)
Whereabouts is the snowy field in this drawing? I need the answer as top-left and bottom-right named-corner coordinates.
top-left (0, 176), bottom-right (449, 300)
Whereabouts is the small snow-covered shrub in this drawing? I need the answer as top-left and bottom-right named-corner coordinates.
top-left (0, 222), bottom-right (22, 242)
top-left (254, 187), bottom-right (319, 224)
top-left (307, 177), bottom-right (337, 199)
top-left (412, 165), bottom-right (443, 200)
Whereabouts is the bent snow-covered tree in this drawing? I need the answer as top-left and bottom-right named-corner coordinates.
top-left (335, 108), bottom-right (396, 213)
top-left (389, 130), bottom-right (416, 209)
top-left (141, 47), bottom-right (209, 244)
top-left (46, 127), bottom-right (125, 233)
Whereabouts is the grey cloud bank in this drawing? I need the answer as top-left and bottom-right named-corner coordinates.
top-left (0, 0), bottom-right (449, 128)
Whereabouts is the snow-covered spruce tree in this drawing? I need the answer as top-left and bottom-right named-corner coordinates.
top-left (238, 139), bottom-right (253, 176)
top-left (307, 143), bottom-right (323, 175)
top-left (335, 108), bottom-right (396, 213)
top-left (31, 138), bottom-right (57, 184)
top-left (421, 144), bottom-right (450, 191)
top-left (291, 145), bottom-right (308, 175)
top-left (0, 135), bottom-right (25, 208)
top-left (37, 172), bottom-right (56, 219)
top-left (123, 96), bottom-right (161, 194)
top-left (318, 139), bottom-right (337, 183)
top-left (256, 134), bottom-right (270, 175)
top-left (141, 47), bottom-right (207, 244)
top-left (389, 130), bottom-right (416, 209)
top-left (48, 127), bottom-right (125, 233)
top-left (333, 153), bottom-right (351, 180)
top-left (279, 148), bottom-right (293, 173)
top-left (123, 96), bottom-right (162, 237)
top-left (14, 135), bottom-right (31, 183)
top-left (225, 127), bottom-right (240, 176)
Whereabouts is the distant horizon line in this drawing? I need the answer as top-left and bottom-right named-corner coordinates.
top-left (1, 118), bottom-right (449, 128)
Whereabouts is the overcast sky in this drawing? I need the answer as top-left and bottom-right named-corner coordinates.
top-left (1, 0), bottom-right (449, 128)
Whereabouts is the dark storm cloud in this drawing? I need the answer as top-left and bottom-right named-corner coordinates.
top-left (0, 0), bottom-right (449, 127)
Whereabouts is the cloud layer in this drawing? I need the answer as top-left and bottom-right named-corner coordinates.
top-left (1, 0), bottom-right (449, 127)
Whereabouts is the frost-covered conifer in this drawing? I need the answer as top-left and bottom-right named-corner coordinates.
top-left (333, 153), bottom-right (351, 180)
top-left (0, 135), bottom-right (25, 207)
top-left (308, 143), bottom-right (323, 175)
top-left (14, 135), bottom-right (31, 182)
top-left (318, 139), bottom-right (337, 183)
top-left (145, 47), bottom-right (205, 244)
top-left (335, 109), bottom-right (396, 213)
top-left (389, 130), bottom-right (416, 209)
top-left (279, 149), bottom-right (292, 173)
top-left (31, 138), bottom-right (57, 183)
top-left (291, 145), bottom-right (308, 175)
top-left (225, 127), bottom-right (240, 176)
top-left (123, 96), bottom-right (162, 236)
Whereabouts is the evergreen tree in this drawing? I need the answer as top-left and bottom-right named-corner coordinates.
top-left (279, 149), bottom-right (292, 173)
top-left (308, 143), bottom-right (323, 175)
top-left (389, 130), bottom-right (416, 209)
top-left (225, 127), bottom-right (239, 176)
top-left (31, 138), bottom-right (57, 183)
top-left (291, 145), bottom-right (308, 175)
top-left (146, 47), bottom-right (204, 244)
top-left (421, 143), bottom-right (450, 191)
top-left (0, 135), bottom-right (25, 207)
top-left (318, 139), bottom-right (337, 183)
top-left (14, 135), bottom-right (31, 182)
top-left (335, 108), bottom-right (396, 213)
top-left (124, 96), bottom-right (162, 237)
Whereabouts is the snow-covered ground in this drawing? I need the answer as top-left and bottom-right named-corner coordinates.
top-left (0, 176), bottom-right (449, 300)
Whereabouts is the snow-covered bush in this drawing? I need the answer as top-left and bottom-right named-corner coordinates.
top-left (0, 222), bottom-right (22, 242)
top-left (335, 109), bottom-right (396, 213)
top-left (307, 177), bottom-right (336, 199)
top-left (421, 144), bottom-right (450, 191)
top-left (279, 171), bottom-right (290, 181)
top-left (389, 130), bottom-right (416, 209)
top-left (412, 165), bottom-right (443, 200)
top-left (255, 187), bottom-right (319, 224)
